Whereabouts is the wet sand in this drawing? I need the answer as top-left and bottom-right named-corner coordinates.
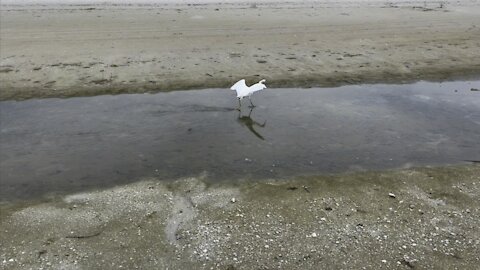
top-left (1, 0), bottom-right (480, 100)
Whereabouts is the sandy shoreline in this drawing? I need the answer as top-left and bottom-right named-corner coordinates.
top-left (1, 1), bottom-right (480, 100)
top-left (1, 164), bottom-right (479, 269)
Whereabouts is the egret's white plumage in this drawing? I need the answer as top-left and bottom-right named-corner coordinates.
top-left (230, 79), bottom-right (267, 108)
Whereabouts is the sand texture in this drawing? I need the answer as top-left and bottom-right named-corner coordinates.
top-left (1, 1), bottom-right (480, 100)
top-left (1, 165), bottom-right (479, 269)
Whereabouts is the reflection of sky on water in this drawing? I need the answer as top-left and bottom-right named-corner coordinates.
top-left (1, 80), bottom-right (479, 200)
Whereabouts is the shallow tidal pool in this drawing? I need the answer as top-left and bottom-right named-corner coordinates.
top-left (1, 80), bottom-right (479, 200)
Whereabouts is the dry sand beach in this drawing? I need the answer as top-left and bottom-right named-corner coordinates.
top-left (1, 0), bottom-right (480, 100)
top-left (1, 1), bottom-right (480, 269)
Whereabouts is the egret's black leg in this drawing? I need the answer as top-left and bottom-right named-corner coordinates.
top-left (248, 97), bottom-right (255, 108)
top-left (237, 98), bottom-right (242, 111)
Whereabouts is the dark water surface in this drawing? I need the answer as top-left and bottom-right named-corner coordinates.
top-left (1, 80), bottom-right (479, 201)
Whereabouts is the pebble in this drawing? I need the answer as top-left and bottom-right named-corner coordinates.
top-left (231, 198), bottom-right (236, 203)
top-left (388, 193), bottom-right (396, 198)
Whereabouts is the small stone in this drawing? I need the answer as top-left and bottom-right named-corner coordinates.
top-left (311, 232), bottom-right (317, 238)
top-left (264, 245), bottom-right (270, 248)
top-left (388, 193), bottom-right (396, 198)
top-left (381, 259), bottom-right (387, 263)
top-left (231, 198), bottom-right (236, 203)
top-left (402, 256), bottom-right (417, 268)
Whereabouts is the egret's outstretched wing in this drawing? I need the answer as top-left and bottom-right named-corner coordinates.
top-left (249, 82), bottom-right (267, 93)
top-left (230, 79), bottom-right (247, 91)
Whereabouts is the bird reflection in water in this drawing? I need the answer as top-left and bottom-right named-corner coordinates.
top-left (237, 107), bottom-right (266, 140)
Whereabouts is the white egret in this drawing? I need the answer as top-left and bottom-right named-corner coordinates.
top-left (230, 79), bottom-right (267, 109)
